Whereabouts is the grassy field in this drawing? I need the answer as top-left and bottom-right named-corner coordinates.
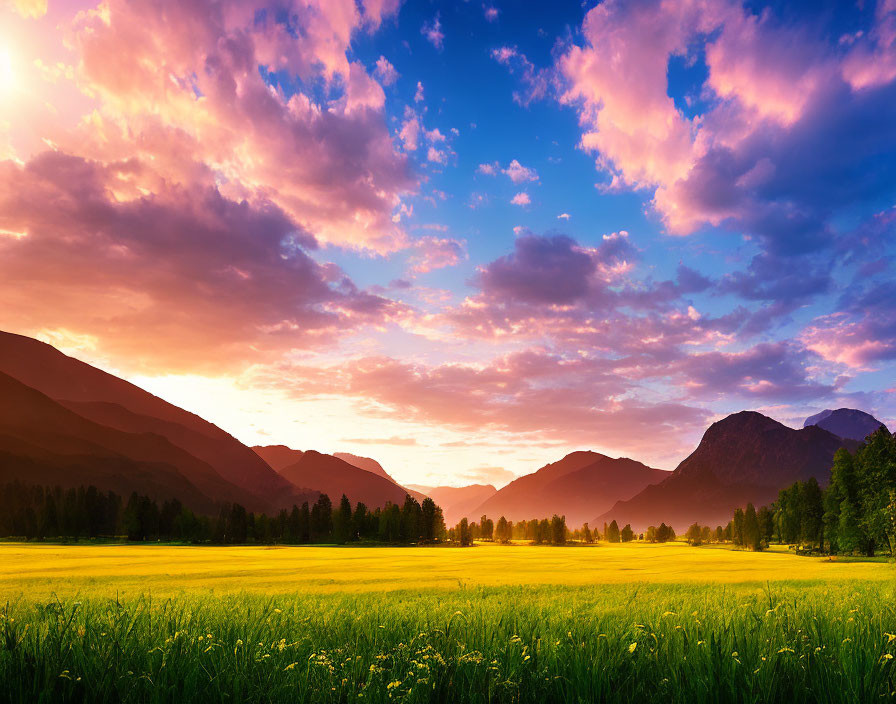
top-left (1, 542), bottom-right (895, 702)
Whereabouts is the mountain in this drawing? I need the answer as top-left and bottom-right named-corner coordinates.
top-left (0, 371), bottom-right (223, 511)
top-left (255, 446), bottom-right (427, 504)
top-left (406, 484), bottom-right (498, 526)
top-left (270, 450), bottom-right (410, 509)
top-left (469, 451), bottom-right (667, 527)
top-left (595, 411), bottom-right (858, 532)
top-left (333, 453), bottom-right (428, 502)
top-left (252, 445), bottom-right (304, 472)
top-left (0, 330), bottom-right (294, 508)
top-left (804, 408), bottom-right (888, 441)
top-left (333, 453), bottom-right (393, 481)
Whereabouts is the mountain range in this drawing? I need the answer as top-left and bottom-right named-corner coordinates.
top-left (464, 452), bottom-right (667, 528)
top-left (0, 331), bottom-right (304, 511)
top-left (803, 408), bottom-right (888, 441)
top-left (252, 445), bottom-right (416, 509)
top-left (594, 411), bottom-right (863, 532)
top-left (0, 329), bottom-right (890, 533)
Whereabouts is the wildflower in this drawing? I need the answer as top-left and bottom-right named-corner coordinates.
top-left (885, 633), bottom-right (896, 644)
top-left (284, 662), bottom-right (297, 671)
top-left (628, 643), bottom-right (637, 653)
top-left (880, 654), bottom-right (894, 662)
top-left (777, 647), bottom-right (794, 654)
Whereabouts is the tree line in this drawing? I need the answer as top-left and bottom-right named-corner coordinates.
top-left (0, 483), bottom-right (448, 545)
top-left (686, 428), bottom-right (896, 554)
top-left (446, 516), bottom-right (677, 545)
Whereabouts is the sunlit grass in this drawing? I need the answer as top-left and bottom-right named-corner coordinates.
top-left (1, 542), bottom-right (894, 702)
top-left (1, 541), bottom-right (892, 600)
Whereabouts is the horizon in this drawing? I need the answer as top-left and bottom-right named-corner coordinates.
top-left (2, 0), bottom-right (895, 489)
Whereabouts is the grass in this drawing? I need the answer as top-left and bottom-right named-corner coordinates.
top-left (1, 542), bottom-right (894, 703)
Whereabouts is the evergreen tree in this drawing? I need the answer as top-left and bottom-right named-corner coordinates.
top-left (606, 519), bottom-right (621, 543)
top-left (582, 522), bottom-right (593, 544)
top-left (420, 498), bottom-right (437, 542)
top-left (733, 508), bottom-right (745, 546)
top-left (334, 494), bottom-right (353, 543)
top-left (620, 523), bottom-right (634, 542)
top-left (743, 503), bottom-right (762, 551)
top-left (456, 517), bottom-right (472, 546)
top-left (495, 516), bottom-right (509, 543)
top-left (550, 515), bottom-right (567, 545)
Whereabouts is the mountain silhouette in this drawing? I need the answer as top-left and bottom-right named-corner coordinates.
top-left (595, 411), bottom-right (858, 532)
top-left (469, 451), bottom-right (667, 527)
top-left (0, 331), bottom-right (293, 508)
top-left (406, 484), bottom-right (498, 526)
top-left (0, 371), bottom-right (231, 511)
top-left (803, 408), bottom-right (888, 441)
top-left (258, 448), bottom-right (411, 509)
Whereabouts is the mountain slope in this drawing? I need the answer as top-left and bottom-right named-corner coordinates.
top-left (0, 371), bottom-right (219, 510)
top-left (470, 451), bottom-right (667, 527)
top-left (276, 451), bottom-right (410, 508)
top-left (333, 453), bottom-right (393, 481)
top-left (804, 408), bottom-right (888, 441)
top-left (596, 411), bottom-right (858, 532)
top-left (253, 445), bottom-right (304, 473)
top-left (0, 330), bottom-right (291, 504)
top-left (333, 452), bottom-right (428, 502)
top-left (408, 484), bottom-right (498, 526)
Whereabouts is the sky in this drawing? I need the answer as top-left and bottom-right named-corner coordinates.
top-left (1, 0), bottom-right (895, 489)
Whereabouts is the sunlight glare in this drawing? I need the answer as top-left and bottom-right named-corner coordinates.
top-left (0, 47), bottom-right (15, 94)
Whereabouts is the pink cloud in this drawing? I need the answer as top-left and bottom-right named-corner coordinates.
top-left (0, 152), bottom-right (406, 372)
top-left (399, 108), bottom-right (421, 150)
top-left (503, 159), bottom-right (538, 183)
top-left (263, 349), bottom-right (710, 462)
top-left (374, 56), bottom-right (399, 86)
top-left (54, 0), bottom-right (414, 253)
top-left (427, 146), bottom-right (448, 165)
top-left (554, 0), bottom-right (896, 245)
top-left (842, 0), bottom-right (896, 90)
top-left (422, 15), bottom-right (444, 50)
top-left (408, 236), bottom-right (467, 274)
top-left (801, 313), bottom-right (896, 370)
top-left (491, 46), bottom-right (552, 106)
top-left (510, 192), bottom-right (531, 206)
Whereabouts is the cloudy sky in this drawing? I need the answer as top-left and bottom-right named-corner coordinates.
top-left (1, 0), bottom-right (894, 487)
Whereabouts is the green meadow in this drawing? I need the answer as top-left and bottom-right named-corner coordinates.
top-left (1, 542), bottom-right (895, 703)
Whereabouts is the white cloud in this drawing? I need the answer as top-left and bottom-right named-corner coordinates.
top-left (557, 212), bottom-right (570, 220)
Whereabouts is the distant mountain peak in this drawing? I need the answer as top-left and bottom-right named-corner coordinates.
top-left (596, 409), bottom-right (857, 531)
top-left (333, 452), bottom-right (393, 481)
top-left (803, 408), bottom-right (888, 441)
